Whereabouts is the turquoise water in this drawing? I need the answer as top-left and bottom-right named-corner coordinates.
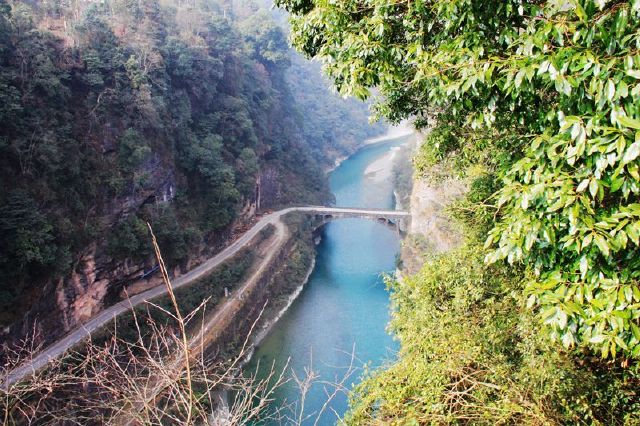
top-left (246, 138), bottom-right (406, 425)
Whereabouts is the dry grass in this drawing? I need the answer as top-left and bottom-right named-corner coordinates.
top-left (1, 225), bottom-right (357, 425)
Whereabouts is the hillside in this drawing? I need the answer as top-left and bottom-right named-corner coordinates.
top-left (0, 0), bottom-right (382, 350)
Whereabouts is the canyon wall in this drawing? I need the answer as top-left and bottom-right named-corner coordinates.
top-left (0, 0), bottom-right (380, 354)
top-left (399, 131), bottom-right (467, 274)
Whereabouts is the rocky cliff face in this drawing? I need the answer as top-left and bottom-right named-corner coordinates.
top-left (400, 134), bottom-right (467, 275)
top-left (5, 176), bottom-right (264, 353)
top-left (408, 178), bottom-right (466, 250)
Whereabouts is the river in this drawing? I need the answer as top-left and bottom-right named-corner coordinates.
top-left (245, 135), bottom-right (409, 425)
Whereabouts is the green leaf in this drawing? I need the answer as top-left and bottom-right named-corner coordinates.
top-left (484, 233), bottom-right (495, 249)
top-left (583, 233), bottom-right (593, 248)
top-left (632, 323), bottom-right (640, 341)
top-left (610, 177), bottom-right (624, 193)
top-left (579, 256), bottom-right (588, 277)
top-left (589, 179), bottom-right (598, 197)
top-left (594, 234), bottom-right (610, 256)
top-left (616, 230), bottom-right (628, 249)
top-left (627, 69), bottom-right (640, 79)
top-left (622, 142), bottom-right (640, 164)
top-left (626, 224), bottom-right (639, 245)
top-left (601, 340), bottom-right (609, 358)
top-left (573, 1), bottom-right (587, 21)
top-left (606, 79), bottom-right (616, 101)
top-left (614, 336), bottom-right (628, 350)
top-left (618, 115), bottom-right (640, 130)
top-left (577, 179), bottom-right (589, 192)
top-left (557, 308), bottom-right (568, 329)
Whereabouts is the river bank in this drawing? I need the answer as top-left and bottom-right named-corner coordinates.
top-left (364, 145), bottom-right (400, 183)
top-left (324, 123), bottom-right (413, 175)
top-left (363, 121), bottom-right (413, 145)
top-left (242, 256), bottom-right (316, 367)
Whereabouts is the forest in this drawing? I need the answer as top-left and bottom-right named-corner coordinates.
top-left (0, 0), bottom-right (381, 333)
top-left (277, 0), bottom-right (640, 423)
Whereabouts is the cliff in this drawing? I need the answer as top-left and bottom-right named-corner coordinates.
top-left (0, 0), bottom-right (379, 354)
top-left (399, 130), bottom-right (466, 274)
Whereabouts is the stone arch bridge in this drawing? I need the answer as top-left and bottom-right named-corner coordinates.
top-left (285, 206), bottom-right (410, 232)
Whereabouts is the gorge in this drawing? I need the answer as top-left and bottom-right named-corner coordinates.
top-left (3, 0), bottom-right (640, 424)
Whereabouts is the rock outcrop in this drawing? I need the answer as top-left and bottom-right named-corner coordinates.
top-left (400, 131), bottom-right (467, 274)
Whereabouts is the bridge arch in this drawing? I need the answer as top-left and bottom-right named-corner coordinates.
top-left (295, 207), bottom-right (410, 233)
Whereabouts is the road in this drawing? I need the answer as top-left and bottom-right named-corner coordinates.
top-left (2, 206), bottom-right (408, 388)
top-left (117, 220), bottom-right (291, 425)
top-left (188, 219), bottom-right (289, 354)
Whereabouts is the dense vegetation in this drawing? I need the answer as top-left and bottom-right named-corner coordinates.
top-left (0, 0), bottom-right (381, 328)
top-left (276, 0), bottom-right (640, 423)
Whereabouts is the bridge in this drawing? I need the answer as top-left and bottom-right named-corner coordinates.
top-left (287, 206), bottom-right (410, 219)
top-left (286, 206), bottom-right (410, 231)
top-left (2, 206), bottom-right (410, 388)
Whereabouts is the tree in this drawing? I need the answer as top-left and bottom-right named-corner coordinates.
top-left (239, 11), bottom-right (290, 68)
top-left (0, 191), bottom-right (58, 310)
top-left (118, 128), bottom-right (150, 171)
top-left (235, 147), bottom-right (259, 197)
top-left (0, 0), bottom-right (10, 56)
top-left (180, 134), bottom-right (240, 230)
top-left (275, 0), bottom-right (640, 358)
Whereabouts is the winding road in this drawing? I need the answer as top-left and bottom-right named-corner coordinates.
top-left (2, 206), bottom-right (408, 388)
